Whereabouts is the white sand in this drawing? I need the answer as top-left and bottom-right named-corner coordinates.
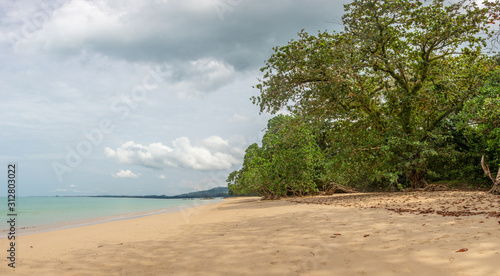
top-left (1, 192), bottom-right (499, 275)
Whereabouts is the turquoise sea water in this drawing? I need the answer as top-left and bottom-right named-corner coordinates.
top-left (0, 197), bottom-right (222, 237)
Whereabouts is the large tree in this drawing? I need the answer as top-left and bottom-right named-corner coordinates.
top-left (254, 0), bottom-right (500, 189)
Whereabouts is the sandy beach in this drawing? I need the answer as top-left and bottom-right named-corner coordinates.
top-left (1, 191), bottom-right (500, 275)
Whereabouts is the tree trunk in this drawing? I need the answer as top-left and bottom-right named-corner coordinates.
top-left (481, 155), bottom-right (500, 195)
top-left (408, 169), bottom-right (428, 190)
top-left (490, 182), bottom-right (500, 195)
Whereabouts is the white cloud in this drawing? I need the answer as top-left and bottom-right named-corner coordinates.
top-left (201, 135), bottom-right (229, 151)
top-left (10, 0), bottom-right (342, 72)
top-left (112, 169), bottom-right (140, 178)
top-left (229, 113), bottom-right (250, 122)
top-left (105, 136), bottom-right (243, 171)
top-left (156, 174), bottom-right (166, 179)
top-left (168, 58), bottom-right (237, 99)
top-left (15, 0), bottom-right (125, 53)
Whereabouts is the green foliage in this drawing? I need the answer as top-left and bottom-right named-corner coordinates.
top-left (227, 115), bottom-right (326, 199)
top-left (422, 61), bottom-right (500, 184)
top-left (253, 0), bottom-right (500, 189)
top-left (456, 62), bottom-right (500, 170)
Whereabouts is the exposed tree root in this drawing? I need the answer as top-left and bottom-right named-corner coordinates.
top-left (481, 155), bottom-right (500, 196)
top-left (489, 184), bottom-right (500, 195)
top-left (322, 183), bottom-right (357, 195)
top-left (421, 184), bottom-right (449, 192)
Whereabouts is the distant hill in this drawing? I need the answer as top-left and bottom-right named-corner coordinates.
top-left (171, 187), bottom-right (229, 198)
top-left (90, 186), bottom-right (230, 199)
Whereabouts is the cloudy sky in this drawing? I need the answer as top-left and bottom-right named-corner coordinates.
top-left (0, 0), bottom-right (351, 196)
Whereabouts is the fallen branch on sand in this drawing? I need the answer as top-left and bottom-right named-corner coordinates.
top-left (421, 184), bottom-right (449, 192)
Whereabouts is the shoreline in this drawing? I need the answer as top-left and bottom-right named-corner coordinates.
top-left (1, 193), bottom-right (499, 275)
top-left (0, 197), bottom-right (224, 238)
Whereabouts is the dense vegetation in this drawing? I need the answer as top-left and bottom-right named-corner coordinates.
top-left (227, 115), bottom-right (329, 199)
top-left (228, 0), bottom-right (500, 198)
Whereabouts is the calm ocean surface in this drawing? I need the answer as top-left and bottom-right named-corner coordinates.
top-left (0, 197), bottom-right (223, 237)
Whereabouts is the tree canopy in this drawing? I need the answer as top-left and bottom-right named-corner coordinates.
top-left (251, 0), bottom-right (500, 191)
